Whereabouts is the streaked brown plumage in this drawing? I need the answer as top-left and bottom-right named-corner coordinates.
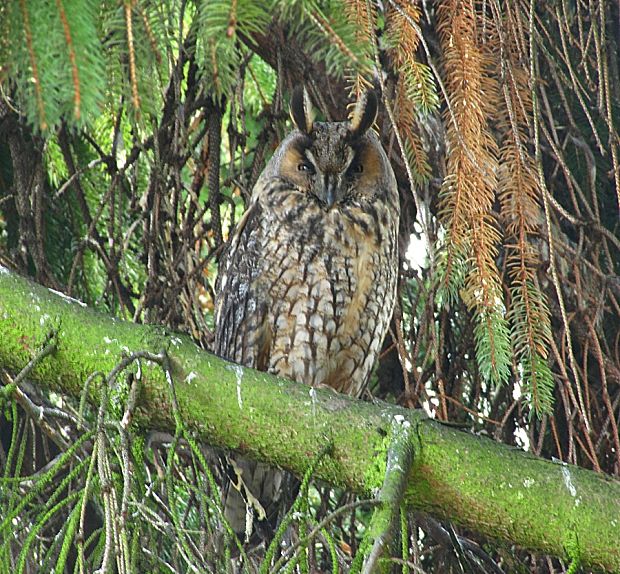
top-left (214, 88), bottom-right (399, 538)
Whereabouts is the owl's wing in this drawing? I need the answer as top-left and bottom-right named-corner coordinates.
top-left (214, 201), bottom-right (286, 539)
top-left (214, 201), bottom-right (272, 371)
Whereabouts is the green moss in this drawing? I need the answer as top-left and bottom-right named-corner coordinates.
top-left (362, 427), bottom-right (391, 494)
top-left (2, 269), bottom-right (620, 571)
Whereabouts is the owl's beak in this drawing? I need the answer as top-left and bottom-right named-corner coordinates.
top-left (321, 174), bottom-right (343, 208)
top-left (325, 180), bottom-right (336, 207)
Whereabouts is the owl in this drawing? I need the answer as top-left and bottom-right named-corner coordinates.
top-left (214, 87), bottom-right (400, 538)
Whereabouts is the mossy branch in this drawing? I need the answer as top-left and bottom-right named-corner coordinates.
top-left (0, 267), bottom-right (619, 572)
top-left (356, 416), bottom-right (415, 574)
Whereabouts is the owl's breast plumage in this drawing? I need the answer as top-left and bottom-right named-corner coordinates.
top-left (222, 190), bottom-right (398, 397)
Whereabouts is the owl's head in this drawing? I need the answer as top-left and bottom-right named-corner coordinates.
top-left (262, 88), bottom-right (396, 209)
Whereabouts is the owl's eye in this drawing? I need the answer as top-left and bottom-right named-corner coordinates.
top-left (298, 161), bottom-right (315, 174)
top-left (348, 162), bottom-right (363, 175)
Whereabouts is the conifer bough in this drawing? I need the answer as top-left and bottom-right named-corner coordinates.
top-left (0, 267), bottom-right (619, 571)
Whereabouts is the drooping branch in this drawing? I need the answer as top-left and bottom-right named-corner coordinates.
top-left (0, 266), bottom-right (619, 572)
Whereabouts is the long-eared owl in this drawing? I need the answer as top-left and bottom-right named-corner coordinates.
top-left (214, 87), bottom-right (400, 535)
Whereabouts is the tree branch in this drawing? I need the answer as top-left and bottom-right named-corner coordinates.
top-left (0, 266), bottom-right (619, 572)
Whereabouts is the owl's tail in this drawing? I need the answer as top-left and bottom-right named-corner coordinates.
top-left (222, 456), bottom-right (298, 546)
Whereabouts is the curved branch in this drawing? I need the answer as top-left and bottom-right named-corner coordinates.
top-left (0, 267), bottom-right (619, 572)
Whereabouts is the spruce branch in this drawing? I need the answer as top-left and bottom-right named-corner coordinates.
top-left (18, 0), bottom-right (47, 129)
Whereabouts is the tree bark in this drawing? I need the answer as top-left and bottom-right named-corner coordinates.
top-left (0, 265), bottom-right (618, 572)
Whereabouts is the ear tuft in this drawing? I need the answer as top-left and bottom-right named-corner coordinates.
top-left (349, 90), bottom-right (378, 137)
top-left (290, 86), bottom-right (315, 134)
